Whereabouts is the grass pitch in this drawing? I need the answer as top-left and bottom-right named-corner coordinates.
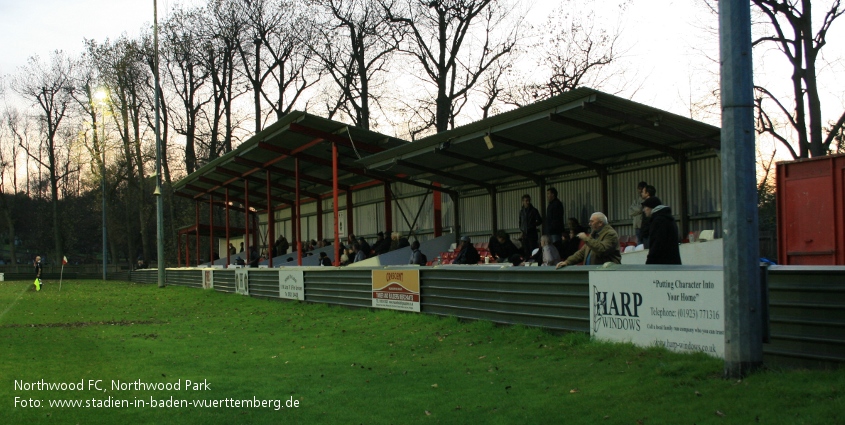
top-left (1, 280), bottom-right (842, 424)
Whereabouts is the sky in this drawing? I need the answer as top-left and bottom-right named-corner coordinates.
top-left (1, 0), bottom-right (843, 162)
top-left (0, 0), bottom-right (714, 116)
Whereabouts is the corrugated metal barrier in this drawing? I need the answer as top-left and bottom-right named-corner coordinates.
top-left (764, 266), bottom-right (845, 368)
top-left (125, 265), bottom-right (845, 368)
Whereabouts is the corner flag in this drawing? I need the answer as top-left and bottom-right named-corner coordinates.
top-left (62, 256), bottom-right (68, 265)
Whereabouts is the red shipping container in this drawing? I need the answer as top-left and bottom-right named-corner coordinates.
top-left (776, 153), bottom-right (845, 265)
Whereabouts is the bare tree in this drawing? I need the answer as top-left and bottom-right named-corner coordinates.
top-left (383, 0), bottom-right (520, 133)
top-left (11, 51), bottom-right (77, 262)
top-left (751, 0), bottom-right (845, 158)
top-left (161, 6), bottom-right (211, 175)
top-left (0, 107), bottom-right (25, 265)
top-left (203, 0), bottom-right (248, 158)
top-left (238, 0), bottom-right (321, 132)
top-left (310, 0), bottom-right (404, 130)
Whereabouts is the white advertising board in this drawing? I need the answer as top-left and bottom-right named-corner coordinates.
top-left (235, 269), bottom-right (249, 295)
top-left (279, 270), bottom-right (305, 300)
top-left (589, 269), bottom-right (725, 358)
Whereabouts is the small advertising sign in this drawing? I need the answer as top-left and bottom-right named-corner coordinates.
top-left (589, 269), bottom-right (725, 358)
top-left (235, 268), bottom-right (249, 295)
top-left (279, 270), bottom-right (305, 300)
top-left (372, 269), bottom-right (421, 312)
top-left (202, 269), bottom-right (214, 290)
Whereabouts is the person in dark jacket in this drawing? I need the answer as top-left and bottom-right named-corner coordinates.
top-left (357, 237), bottom-right (372, 258)
top-left (372, 231), bottom-right (390, 255)
top-left (454, 236), bottom-right (480, 264)
top-left (544, 187), bottom-right (565, 251)
top-left (491, 230), bottom-right (519, 263)
top-left (640, 185), bottom-right (656, 248)
top-left (319, 252), bottom-right (332, 266)
top-left (642, 197), bottom-right (682, 265)
top-left (519, 194), bottom-right (542, 259)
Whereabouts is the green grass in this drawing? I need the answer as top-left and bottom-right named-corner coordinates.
top-left (1, 280), bottom-right (843, 424)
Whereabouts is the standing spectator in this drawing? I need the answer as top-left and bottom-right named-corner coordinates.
top-left (273, 234), bottom-right (289, 256)
top-left (642, 197), bottom-right (682, 265)
top-left (640, 185), bottom-right (656, 249)
top-left (555, 212), bottom-right (621, 268)
top-left (228, 243), bottom-right (237, 256)
top-left (409, 241), bottom-right (426, 265)
top-left (33, 255), bottom-right (43, 291)
top-left (629, 181), bottom-right (648, 244)
top-left (544, 187), bottom-right (565, 252)
top-left (519, 194), bottom-right (542, 260)
top-left (540, 235), bottom-right (561, 266)
top-left (453, 236), bottom-right (480, 264)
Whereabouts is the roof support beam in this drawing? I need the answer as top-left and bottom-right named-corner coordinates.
top-left (549, 113), bottom-right (683, 159)
top-left (260, 142), bottom-right (458, 197)
top-left (435, 148), bottom-right (545, 185)
top-left (487, 133), bottom-right (606, 173)
top-left (232, 156), bottom-right (350, 191)
top-left (396, 159), bottom-right (494, 191)
top-left (581, 102), bottom-right (721, 150)
top-left (288, 123), bottom-right (385, 154)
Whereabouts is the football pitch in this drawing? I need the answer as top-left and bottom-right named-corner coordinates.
top-left (1, 280), bottom-right (842, 424)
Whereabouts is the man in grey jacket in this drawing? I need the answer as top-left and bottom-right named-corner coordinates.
top-left (629, 181), bottom-right (648, 244)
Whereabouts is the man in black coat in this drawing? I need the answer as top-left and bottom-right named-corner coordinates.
top-left (544, 187), bottom-right (565, 252)
top-left (642, 197), bottom-right (682, 265)
top-left (519, 194), bottom-right (542, 259)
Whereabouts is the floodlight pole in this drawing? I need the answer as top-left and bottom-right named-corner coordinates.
top-left (154, 0), bottom-right (166, 288)
top-left (719, 0), bottom-right (762, 377)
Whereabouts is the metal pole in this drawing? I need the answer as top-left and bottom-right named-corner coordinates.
top-left (101, 103), bottom-right (107, 281)
top-left (266, 170), bottom-right (274, 267)
top-left (154, 0), bottom-right (165, 287)
top-left (296, 158), bottom-right (302, 266)
top-left (333, 142), bottom-right (340, 266)
top-left (720, 0), bottom-right (762, 378)
top-left (225, 188), bottom-right (230, 266)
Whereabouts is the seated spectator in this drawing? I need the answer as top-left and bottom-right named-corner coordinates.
top-left (409, 240), bottom-right (426, 265)
top-left (319, 252), bottom-right (332, 266)
top-left (353, 243), bottom-right (366, 263)
top-left (491, 230), bottom-right (520, 264)
top-left (372, 231), bottom-right (390, 255)
top-left (235, 256), bottom-right (246, 266)
top-left (540, 235), bottom-right (561, 266)
top-left (357, 237), bottom-right (372, 258)
top-left (453, 236), bottom-right (480, 264)
top-left (559, 230), bottom-right (580, 260)
top-left (556, 212), bottom-right (621, 268)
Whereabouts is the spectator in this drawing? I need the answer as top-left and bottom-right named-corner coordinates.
top-left (389, 232), bottom-right (400, 251)
top-left (555, 212), bottom-right (621, 268)
top-left (540, 235), bottom-right (561, 266)
top-left (274, 234), bottom-right (289, 256)
top-left (372, 231), bottom-right (390, 255)
top-left (628, 181), bottom-right (648, 244)
top-left (239, 242), bottom-right (244, 253)
top-left (642, 197), bottom-right (682, 265)
top-left (559, 229), bottom-right (580, 260)
top-left (640, 185), bottom-right (656, 248)
top-left (319, 252), bottom-right (333, 266)
top-left (228, 243), bottom-right (236, 256)
top-left (544, 187), bottom-right (565, 251)
top-left (519, 194), bottom-right (542, 259)
top-left (491, 230), bottom-right (520, 264)
top-left (235, 256), bottom-right (246, 266)
top-left (353, 243), bottom-right (366, 263)
top-left (453, 236), bottom-right (480, 265)
top-left (357, 237), bottom-right (371, 258)
top-left (409, 241), bottom-right (426, 265)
